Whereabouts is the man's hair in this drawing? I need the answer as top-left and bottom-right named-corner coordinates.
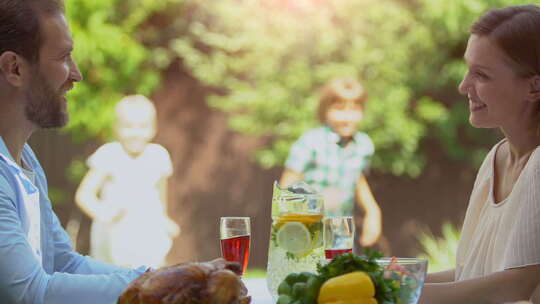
top-left (0, 0), bottom-right (65, 63)
top-left (317, 77), bottom-right (368, 123)
top-left (471, 5), bottom-right (540, 78)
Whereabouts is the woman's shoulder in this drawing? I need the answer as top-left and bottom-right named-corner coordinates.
top-left (526, 144), bottom-right (540, 177)
top-left (470, 141), bottom-right (504, 186)
top-left (480, 140), bottom-right (505, 169)
top-left (496, 141), bottom-right (540, 178)
top-left (531, 144), bottom-right (540, 162)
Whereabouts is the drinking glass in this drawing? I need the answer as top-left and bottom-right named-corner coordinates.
top-left (323, 216), bottom-right (354, 260)
top-left (220, 217), bottom-right (251, 275)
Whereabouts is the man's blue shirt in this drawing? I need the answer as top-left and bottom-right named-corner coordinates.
top-left (0, 137), bottom-right (146, 304)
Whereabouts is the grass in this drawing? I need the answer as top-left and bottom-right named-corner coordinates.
top-left (416, 222), bottom-right (460, 273)
top-left (243, 268), bottom-right (267, 278)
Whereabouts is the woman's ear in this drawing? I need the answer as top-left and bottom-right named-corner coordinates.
top-left (529, 75), bottom-right (540, 102)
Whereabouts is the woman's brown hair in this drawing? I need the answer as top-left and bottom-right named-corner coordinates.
top-left (317, 77), bottom-right (368, 123)
top-left (471, 5), bottom-right (540, 78)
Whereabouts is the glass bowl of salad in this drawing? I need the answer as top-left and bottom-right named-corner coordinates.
top-left (376, 258), bottom-right (428, 304)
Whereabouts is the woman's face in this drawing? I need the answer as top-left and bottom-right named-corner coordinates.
top-left (326, 100), bottom-right (363, 138)
top-left (459, 34), bottom-right (533, 129)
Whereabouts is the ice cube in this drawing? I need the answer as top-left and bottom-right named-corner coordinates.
top-left (286, 181), bottom-right (317, 194)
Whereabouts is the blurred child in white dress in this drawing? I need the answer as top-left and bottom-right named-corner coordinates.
top-left (76, 95), bottom-right (179, 268)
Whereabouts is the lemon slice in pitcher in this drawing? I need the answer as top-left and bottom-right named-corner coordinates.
top-left (277, 222), bottom-right (312, 256)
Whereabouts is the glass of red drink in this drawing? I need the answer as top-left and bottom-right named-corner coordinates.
top-left (323, 216), bottom-right (354, 260)
top-left (220, 217), bottom-right (251, 275)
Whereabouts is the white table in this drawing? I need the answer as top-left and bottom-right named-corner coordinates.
top-left (244, 278), bottom-right (274, 304)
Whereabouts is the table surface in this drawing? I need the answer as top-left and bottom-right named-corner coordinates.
top-left (244, 278), bottom-right (274, 304)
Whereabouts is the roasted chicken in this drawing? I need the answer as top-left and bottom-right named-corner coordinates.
top-left (118, 258), bottom-right (251, 304)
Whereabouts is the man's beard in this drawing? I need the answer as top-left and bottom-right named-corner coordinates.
top-left (24, 70), bottom-right (68, 129)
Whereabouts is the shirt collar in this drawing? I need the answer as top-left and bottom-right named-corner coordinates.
top-left (0, 136), bottom-right (16, 163)
top-left (324, 125), bottom-right (362, 145)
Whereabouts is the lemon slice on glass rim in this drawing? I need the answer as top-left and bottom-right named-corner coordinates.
top-left (276, 222), bottom-right (313, 256)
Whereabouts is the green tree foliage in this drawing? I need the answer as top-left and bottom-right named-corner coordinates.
top-left (64, 0), bottom-right (183, 141)
top-left (65, 0), bottom-right (522, 175)
top-left (168, 0), bottom-right (522, 176)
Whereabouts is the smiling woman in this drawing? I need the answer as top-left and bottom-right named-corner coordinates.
top-left (418, 4), bottom-right (540, 304)
top-left (459, 32), bottom-right (538, 131)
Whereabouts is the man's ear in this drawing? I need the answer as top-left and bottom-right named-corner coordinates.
top-left (529, 75), bottom-right (540, 102)
top-left (0, 51), bottom-right (27, 87)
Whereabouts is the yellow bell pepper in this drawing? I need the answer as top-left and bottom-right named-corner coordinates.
top-left (317, 271), bottom-right (377, 304)
top-left (321, 300), bottom-right (377, 304)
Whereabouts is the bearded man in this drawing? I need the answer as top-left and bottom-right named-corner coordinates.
top-left (0, 1), bottom-right (148, 303)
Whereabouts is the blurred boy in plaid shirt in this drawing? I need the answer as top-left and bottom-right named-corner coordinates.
top-left (280, 77), bottom-right (382, 247)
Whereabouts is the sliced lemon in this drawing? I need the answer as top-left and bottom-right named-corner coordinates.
top-left (275, 214), bottom-right (323, 228)
top-left (277, 222), bottom-right (313, 256)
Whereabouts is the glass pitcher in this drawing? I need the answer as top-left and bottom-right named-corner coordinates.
top-left (266, 181), bottom-right (324, 299)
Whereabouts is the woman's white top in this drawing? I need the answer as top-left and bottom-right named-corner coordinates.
top-left (456, 140), bottom-right (540, 281)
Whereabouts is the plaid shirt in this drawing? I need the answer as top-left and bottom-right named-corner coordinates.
top-left (285, 126), bottom-right (374, 215)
